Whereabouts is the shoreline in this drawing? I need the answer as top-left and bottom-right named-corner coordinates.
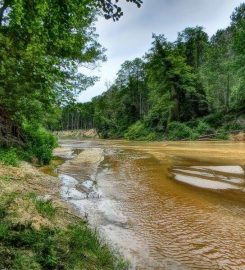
top-left (0, 160), bottom-right (128, 269)
top-left (54, 129), bottom-right (245, 142)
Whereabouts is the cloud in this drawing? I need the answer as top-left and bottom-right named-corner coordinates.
top-left (78, 0), bottom-right (244, 102)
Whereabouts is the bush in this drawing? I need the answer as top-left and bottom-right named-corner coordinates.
top-left (23, 123), bottom-right (57, 165)
top-left (167, 122), bottom-right (199, 140)
top-left (222, 122), bottom-right (242, 132)
top-left (124, 121), bottom-right (157, 141)
top-left (196, 120), bottom-right (213, 136)
top-left (215, 128), bottom-right (229, 140)
top-left (0, 148), bottom-right (20, 166)
top-left (201, 112), bottom-right (224, 127)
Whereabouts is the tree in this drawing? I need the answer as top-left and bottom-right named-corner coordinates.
top-left (116, 58), bottom-right (148, 118)
top-left (200, 28), bottom-right (236, 111)
top-left (51, 3), bottom-right (245, 141)
top-left (0, 0), bottom-right (105, 125)
top-left (231, 3), bottom-right (245, 109)
top-left (145, 34), bottom-right (207, 127)
top-left (176, 27), bottom-right (209, 114)
top-left (176, 26), bottom-right (209, 70)
top-left (96, 0), bottom-right (143, 20)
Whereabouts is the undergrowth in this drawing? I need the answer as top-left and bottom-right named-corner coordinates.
top-left (28, 193), bottom-right (56, 219)
top-left (0, 148), bottom-right (20, 166)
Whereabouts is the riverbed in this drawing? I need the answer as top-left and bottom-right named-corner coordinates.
top-left (54, 140), bottom-right (245, 270)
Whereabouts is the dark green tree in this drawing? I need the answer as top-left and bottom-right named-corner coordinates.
top-left (97, 0), bottom-right (143, 20)
top-left (231, 3), bottom-right (245, 110)
top-left (176, 26), bottom-right (209, 70)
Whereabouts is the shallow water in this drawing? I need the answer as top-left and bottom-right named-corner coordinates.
top-left (55, 140), bottom-right (245, 270)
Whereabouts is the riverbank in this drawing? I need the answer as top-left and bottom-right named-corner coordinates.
top-left (0, 161), bottom-right (127, 270)
top-left (54, 128), bottom-right (245, 142)
top-left (55, 129), bottom-right (99, 139)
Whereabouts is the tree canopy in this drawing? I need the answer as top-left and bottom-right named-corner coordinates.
top-left (0, 0), bottom-right (143, 124)
top-left (58, 3), bottom-right (245, 141)
top-left (0, 0), bottom-right (143, 162)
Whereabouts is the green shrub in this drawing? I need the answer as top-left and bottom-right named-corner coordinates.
top-left (0, 148), bottom-right (20, 166)
top-left (222, 122), bottom-right (242, 131)
top-left (196, 120), bottom-right (213, 135)
top-left (215, 128), bottom-right (229, 140)
top-left (124, 121), bottom-right (157, 141)
top-left (201, 112), bottom-right (224, 127)
top-left (167, 122), bottom-right (199, 140)
top-left (23, 123), bottom-right (57, 165)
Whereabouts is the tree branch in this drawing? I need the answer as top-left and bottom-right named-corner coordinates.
top-left (96, 0), bottom-right (143, 21)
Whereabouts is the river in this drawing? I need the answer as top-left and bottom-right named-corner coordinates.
top-left (54, 140), bottom-right (245, 270)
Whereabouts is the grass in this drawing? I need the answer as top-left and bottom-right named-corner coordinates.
top-left (0, 192), bottom-right (128, 270)
top-left (0, 147), bottom-right (20, 166)
top-left (0, 175), bottom-right (14, 182)
top-left (0, 217), bottom-right (127, 270)
top-left (27, 193), bottom-right (56, 219)
top-left (35, 199), bottom-right (56, 219)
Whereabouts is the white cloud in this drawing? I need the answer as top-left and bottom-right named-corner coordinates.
top-left (78, 0), bottom-right (244, 102)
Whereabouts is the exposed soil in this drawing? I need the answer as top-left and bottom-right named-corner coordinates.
top-left (55, 129), bottom-right (98, 139)
top-left (0, 162), bottom-right (80, 230)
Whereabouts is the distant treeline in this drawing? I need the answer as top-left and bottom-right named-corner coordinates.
top-left (57, 3), bottom-right (245, 140)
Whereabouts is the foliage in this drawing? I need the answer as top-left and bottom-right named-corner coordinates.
top-left (23, 123), bottom-right (57, 165)
top-left (97, 0), bottom-right (143, 20)
top-left (222, 121), bottom-right (242, 132)
top-left (0, 201), bottom-right (127, 270)
top-left (2, 0), bottom-right (243, 143)
top-left (215, 128), bottom-right (229, 140)
top-left (167, 122), bottom-right (199, 140)
top-left (56, 4), bottom-right (245, 141)
top-left (176, 26), bottom-right (209, 70)
top-left (195, 120), bottom-right (213, 136)
top-left (0, 148), bottom-right (20, 166)
top-left (0, 0), bottom-right (105, 126)
top-left (124, 121), bottom-right (157, 141)
top-left (1, 0), bottom-right (144, 162)
top-left (0, 125), bottom-right (57, 166)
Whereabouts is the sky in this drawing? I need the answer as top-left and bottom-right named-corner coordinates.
top-left (78, 0), bottom-right (244, 103)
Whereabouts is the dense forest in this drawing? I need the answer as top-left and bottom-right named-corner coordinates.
top-left (59, 3), bottom-right (245, 141)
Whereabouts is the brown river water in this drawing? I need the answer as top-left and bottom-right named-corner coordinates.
top-left (54, 140), bottom-right (245, 270)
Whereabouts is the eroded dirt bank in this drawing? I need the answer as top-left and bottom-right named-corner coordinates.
top-left (55, 139), bottom-right (245, 270)
top-left (0, 162), bottom-right (74, 230)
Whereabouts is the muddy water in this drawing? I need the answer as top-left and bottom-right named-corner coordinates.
top-left (54, 140), bottom-right (245, 270)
